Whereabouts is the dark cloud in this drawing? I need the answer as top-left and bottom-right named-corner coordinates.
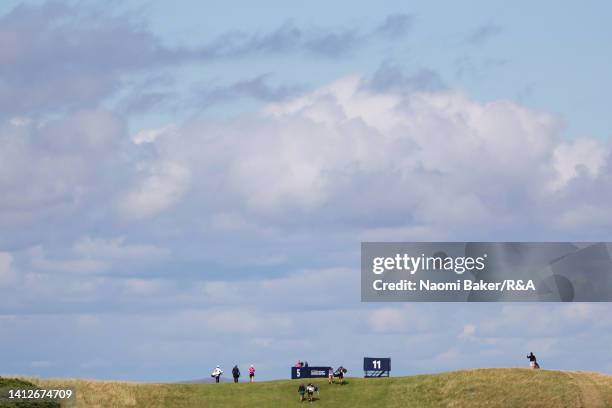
top-left (195, 23), bottom-right (362, 59)
top-left (0, 2), bottom-right (176, 115)
top-left (197, 74), bottom-right (304, 107)
top-left (196, 24), bottom-right (303, 58)
top-left (303, 29), bottom-right (361, 57)
top-left (375, 13), bottom-right (415, 38)
top-left (0, 3), bottom-right (414, 116)
top-left (363, 63), bottom-right (445, 93)
top-left (466, 23), bottom-right (502, 45)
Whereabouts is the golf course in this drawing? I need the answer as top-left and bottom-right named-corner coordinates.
top-left (3, 368), bottom-right (611, 407)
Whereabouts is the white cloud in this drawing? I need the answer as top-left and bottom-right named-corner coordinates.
top-left (135, 74), bottom-right (610, 237)
top-left (118, 161), bottom-right (191, 220)
top-left (551, 137), bottom-right (608, 190)
top-left (132, 125), bottom-right (176, 145)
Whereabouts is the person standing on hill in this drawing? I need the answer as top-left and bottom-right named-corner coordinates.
top-left (335, 366), bottom-right (346, 384)
top-left (248, 365), bottom-right (255, 382)
top-left (527, 352), bottom-right (539, 369)
top-left (211, 365), bottom-right (224, 383)
top-left (232, 365), bottom-right (240, 383)
top-left (306, 383), bottom-right (316, 402)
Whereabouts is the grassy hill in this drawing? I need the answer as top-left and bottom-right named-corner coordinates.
top-left (14, 368), bottom-right (612, 408)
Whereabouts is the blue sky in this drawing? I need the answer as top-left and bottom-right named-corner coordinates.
top-left (0, 0), bottom-right (612, 381)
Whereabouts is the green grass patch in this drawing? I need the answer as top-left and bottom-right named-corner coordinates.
top-left (19, 368), bottom-right (612, 408)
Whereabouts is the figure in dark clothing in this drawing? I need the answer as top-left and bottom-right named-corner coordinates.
top-left (232, 365), bottom-right (240, 383)
top-left (335, 366), bottom-right (347, 384)
top-left (298, 383), bottom-right (306, 402)
top-left (527, 352), bottom-right (539, 369)
top-left (304, 361), bottom-right (309, 367)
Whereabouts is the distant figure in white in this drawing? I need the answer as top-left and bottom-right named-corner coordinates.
top-left (211, 365), bottom-right (224, 383)
top-left (248, 365), bottom-right (256, 382)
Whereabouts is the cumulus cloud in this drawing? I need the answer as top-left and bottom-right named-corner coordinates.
top-left (118, 161), bottom-right (191, 220)
top-left (129, 74), bottom-right (610, 240)
top-left (550, 137), bottom-right (608, 190)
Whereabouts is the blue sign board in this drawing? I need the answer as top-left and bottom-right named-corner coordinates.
top-left (291, 366), bottom-right (332, 379)
top-left (364, 357), bottom-right (391, 372)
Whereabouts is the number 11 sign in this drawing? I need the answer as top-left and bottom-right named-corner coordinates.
top-left (363, 357), bottom-right (391, 377)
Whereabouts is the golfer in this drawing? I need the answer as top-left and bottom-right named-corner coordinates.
top-left (306, 383), bottom-right (316, 402)
top-left (232, 365), bottom-right (240, 383)
top-left (248, 365), bottom-right (255, 382)
top-left (211, 365), bottom-right (223, 383)
top-left (527, 352), bottom-right (539, 369)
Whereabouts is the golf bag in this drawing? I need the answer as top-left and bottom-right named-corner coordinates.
top-left (334, 367), bottom-right (347, 377)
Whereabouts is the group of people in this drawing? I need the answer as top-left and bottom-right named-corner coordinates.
top-left (213, 352), bottom-right (540, 401)
top-left (210, 364), bottom-right (256, 383)
top-left (329, 366), bottom-right (346, 384)
top-left (298, 383), bottom-right (318, 402)
top-left (295, 365), bottom-right (347, 403)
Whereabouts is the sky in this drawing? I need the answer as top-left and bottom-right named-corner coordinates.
top-left (0, 0), bottom-right (612, 382)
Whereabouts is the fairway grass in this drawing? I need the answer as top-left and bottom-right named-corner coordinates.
top-left (18, 368), bottom-right (612, 408)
